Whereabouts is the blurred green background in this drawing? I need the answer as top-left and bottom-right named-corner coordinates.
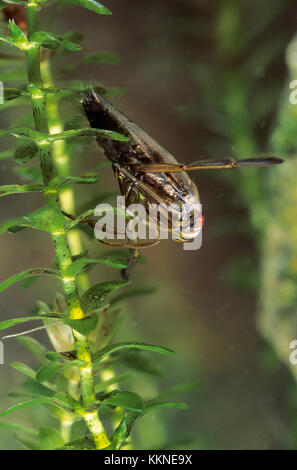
top-left (1, 0), bottom-right (297, 449)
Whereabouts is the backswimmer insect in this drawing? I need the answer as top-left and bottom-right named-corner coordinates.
top-left (65, 90), bottom-right (283, 278)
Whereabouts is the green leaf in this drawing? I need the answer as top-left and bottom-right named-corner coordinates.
top-left (9, 20), bottom-right (28, 46)
top-left (10, 362), bottom-right (36, 379)
top-left (0, 184), bottom-right (43, 198)
top-left (4, 88), bottom-right (28, 101)
top-left (52, 391), bottom-right (79, 410)
top-left (14, 142), bottom-right (39, 164)
top-left (61, 39), bottom-right (82, 51)
top-left (48, 128), bottom-right (129, 142)
top-left (72, 250), bottom-right (89, 261)
top-left (0, 20), bottom-right (29, 49)
top-left (65, 257), bottom-right (128, 277)
top-left (0, 34), bottom-right (19, 49)
top-left (81, 281), bottom-right (131, 314)
top-left (95, 257), bottom-right (129, 269)
top-left (65, 209), bottom-right (94, 230)
top-left (87, 203), bottom-right (130, 219)
top-left (0, 421), bottom-right (38, 437)
top-left (111, 412), bottom-right (139, 445)
top-left (112, 402), bottom-right (187, 445)
top-left (49, 173), bottom-right (99, 189)
top-left (0, 268), bottom-right (58, 293)
top-left (37, 300), bottom-right (51, 315)
top-left (24, 205), bottom-right (65, 232)
top-left (30, 31), bottom-right (81, 52)
top-left (30, 31), bottom-right (59, 48)
top-left (64, 316), bottom-right (98, 336)
top-left (39, 427), bottom-right (64, 450)
top-left (144, 401), bottom-right (189, 412)
top-left (36, 363), bottom-right (65, 383)
top-left (21, 377), bottom-right (54, 398)
top-left (66, 0), bottom-right (112, 15)
top-left (0, 315), bottom-right (57, 331)
top-left (102, 391), bottom-right (144, 412)
top-left (59, 436), bottom-right (96, 450)
top-left (17, 336), bottom-right (47, 363)
top-left (0, 127), bottom-right (45, 141)
top-left (44, 351), bottom-right (65, 362)
top-left (93, 342), bottom-right (174, 364)
top-left (0, 398), bottom-right (57, 418)
top-left (0, 217), bottom-right (32, 234)
top-left (89, 307), bottom-right (124, 351)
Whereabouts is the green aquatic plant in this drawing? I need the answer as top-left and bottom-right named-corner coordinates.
top-left (258, 34), bottom-right (297, 379)
top-left (0, 0), bottom-right (188, 450)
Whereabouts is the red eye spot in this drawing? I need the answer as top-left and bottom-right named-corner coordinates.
top-left (202, 214), bottom-right (205, 226)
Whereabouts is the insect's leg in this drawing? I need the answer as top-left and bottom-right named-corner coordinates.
top-left (185, 157), bottom-right (284, 169)
top-left (62, 210), bottom-right (96, 227)
top-left (62, 210), bottom-right (159, 247)
top-left (97, 238), bottom-right (159, 249)
top-left (121, 248), bottom-right (140, 280)
top-left (131, 157), bottom-right (283, 173)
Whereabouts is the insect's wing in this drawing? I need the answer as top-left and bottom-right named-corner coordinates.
top-left (85, 91), bottom-right (180, 165)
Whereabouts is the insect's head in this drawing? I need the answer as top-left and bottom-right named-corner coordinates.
top-left (83, 88), bottom-right (104, 126)
top-left (83, 89), bottom-right (124, 137)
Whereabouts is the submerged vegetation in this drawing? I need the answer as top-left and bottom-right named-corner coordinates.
top-left (0, 0), bottom-right (190, 450)
top-left (0, 0), bottom-right (297, 451)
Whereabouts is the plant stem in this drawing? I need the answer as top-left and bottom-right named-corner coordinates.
top-left (40, 49), bottom-right (90, 439)
top-left (40, 52), bottom-right (90, 292)
top-left (25, 3), bottom-right (109, 449)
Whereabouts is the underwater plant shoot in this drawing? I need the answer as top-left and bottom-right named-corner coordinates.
top-left (0, 0), bottom-right (295, 456)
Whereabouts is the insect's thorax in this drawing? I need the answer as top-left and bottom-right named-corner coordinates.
top-left (105, 136), bottom-right (199, 210)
